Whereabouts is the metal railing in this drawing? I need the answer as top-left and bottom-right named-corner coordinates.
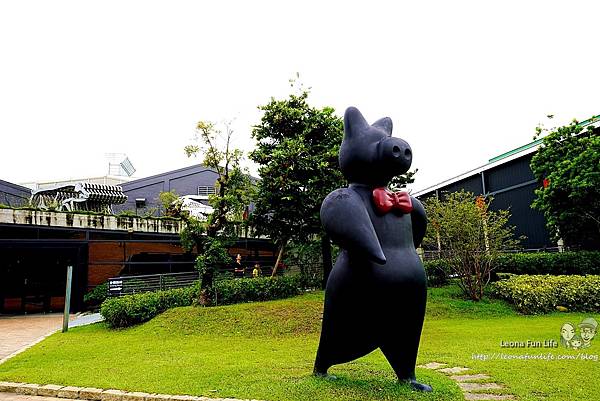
top-left (422, 246), bottom-right (569, 261)
top-left (108, 271), bottom-right (200, 297)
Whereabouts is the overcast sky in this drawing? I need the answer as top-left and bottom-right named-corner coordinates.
top-left (1, 1), bottom-right (598, 192)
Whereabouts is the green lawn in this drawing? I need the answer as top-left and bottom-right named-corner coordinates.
top-left (0, 285), bottom-right (598, 401)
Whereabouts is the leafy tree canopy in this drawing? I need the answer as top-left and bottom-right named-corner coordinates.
top-left (530, 118), bottom-right (600, 250)
top-left (249, 83), bottom-right (344, 246)
top-left (171, 120), bottom-right (254, 305)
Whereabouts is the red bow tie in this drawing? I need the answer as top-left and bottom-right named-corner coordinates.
top-left (372, 187), bottom-right (413, 214)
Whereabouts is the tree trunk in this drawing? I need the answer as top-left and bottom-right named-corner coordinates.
top-left (271, 240), bottom-right (287, 277)
top-left (321, 234), bottom-right (333, 289)
top-left (199, 268), bottom-right (214, 306)
top-left (195, 238), bottom-right (214, 306)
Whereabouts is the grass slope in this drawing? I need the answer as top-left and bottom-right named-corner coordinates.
top-left (1, 286), bottom-right (599, 401)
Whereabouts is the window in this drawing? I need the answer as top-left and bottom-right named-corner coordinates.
top-left (197, 186), bottom-right (216, 197)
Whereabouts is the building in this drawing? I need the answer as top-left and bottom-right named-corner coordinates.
top-left (0, 179), bottom-right (31, 208)
top-left (117, 164), bottom-right (220, 216)
top-left (0, 164), bottom-right (272, 315)
top-left (414, 140), bottom-right (552, 249)
top-left (413, 115), bottom-right (600, 250)
top-left (0, 207), bottom-right (275, 314)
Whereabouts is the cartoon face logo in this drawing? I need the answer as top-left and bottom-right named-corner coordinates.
top-left (570, 335), bottom-right (583, 350)
top-left (579, 318), bottom-right (598, 349)
top-left (561, 318), bottom-right (598, 349)
top-left (560, 323), bottom-right (576, 348)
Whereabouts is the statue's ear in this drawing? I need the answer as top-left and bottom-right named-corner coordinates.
top-left (373, 117), bottom-right (393, 136)
top-left (344, 107), bottom-right (368, 139)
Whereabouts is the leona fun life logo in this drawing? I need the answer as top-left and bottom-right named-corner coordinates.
top-left (560, 318), bottom-right (598, 350)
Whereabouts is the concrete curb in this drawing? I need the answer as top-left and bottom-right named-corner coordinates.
top-left (0, 382), bottom-right (262, 401)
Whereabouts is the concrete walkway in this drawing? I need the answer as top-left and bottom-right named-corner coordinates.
top-left (0, 314), bottom-right (68, 363)
top-left (0, 312), bottom-right (105, 364)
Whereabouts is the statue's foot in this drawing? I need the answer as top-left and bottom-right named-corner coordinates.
top-left (403, 378), bottom-right (432, 392)
top-left (313, 370), bottom-right (338, 381)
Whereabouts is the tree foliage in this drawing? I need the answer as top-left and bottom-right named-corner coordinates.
top-left (423, 190), bottom-right (521, 301)
top-left (530, 119), bottom-right (600, 250)
top-left (172, 120), bottom-right (254, 305)
top-left (158, 190), bottom-right (180, 217)
top-left (249, 82), bottom-right (344, 280)
top-left (389, 168), bottom-right (418, 191)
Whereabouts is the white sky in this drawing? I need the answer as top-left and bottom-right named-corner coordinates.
top-left (1, 1), bottom-right (598, 192)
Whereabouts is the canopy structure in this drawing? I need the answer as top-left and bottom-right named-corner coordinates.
top-left (31, 182), bottom-right (127, 214)
top-left (179, 195), bottom-right (214, 220)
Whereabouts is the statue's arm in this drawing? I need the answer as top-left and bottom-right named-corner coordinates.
top-left (321, 188), bottom-right (386, 264)
top-left (410, 196), bottom-right (427, 249)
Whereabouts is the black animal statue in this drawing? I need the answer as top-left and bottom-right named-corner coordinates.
top-left (313, 107), bottom-right (431, 392)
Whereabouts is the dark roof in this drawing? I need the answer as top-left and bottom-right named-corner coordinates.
top-left (120, 164), bottom-right (218, 189)
top-left (0, 179), bottom-right (32, 194)
top-left (121, 164), bottom-right (259, 189)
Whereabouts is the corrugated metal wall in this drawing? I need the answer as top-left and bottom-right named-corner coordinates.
top-left (417, 153), bottom-right (554, 249)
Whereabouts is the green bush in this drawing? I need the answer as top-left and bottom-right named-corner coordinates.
top-left (493, 251), bottom-right (600, 275)
top-left (101, 284), bottom-right (198, 328)
top-left (100, 276), bottom-right (306, 328)
top-left (214, 276), bottom-right (303, 305)
top-left (490, 274), bottom-right (600, 314)
top-left (423, 259), bottom-right (450, 287)
top-left (83, 282), bottom-right (109, 307)
top-left (422, 251), bottom-right (600, 284)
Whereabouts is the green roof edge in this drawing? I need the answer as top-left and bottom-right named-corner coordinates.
top-left (488, 114), bottom-right (600, 163)
top-left (488, 138), bottom-right (543, 163)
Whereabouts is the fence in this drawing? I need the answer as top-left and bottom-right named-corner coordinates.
top-left (108, 271), bottom-right (199, 297)
top-left (421, 246), bottom-right (569, 261)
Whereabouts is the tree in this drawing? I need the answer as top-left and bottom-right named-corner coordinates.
top-left (530, 119), bottom-right (600, 250)
top-left (389, 168), bottom-right (418, 191)
top-left (423, 190), bottom-right (521, 301)
top-left (171, 120), bottom-right (253, 305)
top-left (249, 80), bottom-right (344, 285)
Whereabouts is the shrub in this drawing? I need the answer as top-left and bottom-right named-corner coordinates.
top-left (422, 251), bottom-right (600, 285)
top-left (423, 259), bottom-right (450, 287)
top-left (213, 276), bottom-right (303, 305)
top-left (490, 274), bottom-right (600, 314)
top-left (494, 251), bottom-right (600, 275)
top-left (423, 190), bottom-right (520, 301)
top-left (83, 282), bottom-right (108, 307)
top-left (100, 276), bottom-right (306, 328)
top-left (101, 284), bottom-right (198, 328)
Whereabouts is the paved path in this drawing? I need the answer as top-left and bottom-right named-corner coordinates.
top-left (69, 313), bottom-right (103, 328)
top-left (0, 312), bottom-right (104, 364)
top-left (419, 362), bottom-right (515, 400)
top-left (0, 314), bottom-right (67, 363)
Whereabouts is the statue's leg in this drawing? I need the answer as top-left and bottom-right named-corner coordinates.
top-left (313, 347), bottom-right (332, 376)
top-left (314, 252), bottom-right (376, 377)
top-left (379, 288), bottom-right (431, 392)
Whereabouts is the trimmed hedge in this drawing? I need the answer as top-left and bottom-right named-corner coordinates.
top-left (214, 275), bottom-right (303, 305)
top-left (493, 251), bottom-right (600, 275)
top-left (490, 274), bottom-right (600, 314)
top-left (100, 284), bottom-right (198, 328)
top-left (100, 276), bottom-right (305, 328)
top-left (421, 251), bottom-right (600, 286)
